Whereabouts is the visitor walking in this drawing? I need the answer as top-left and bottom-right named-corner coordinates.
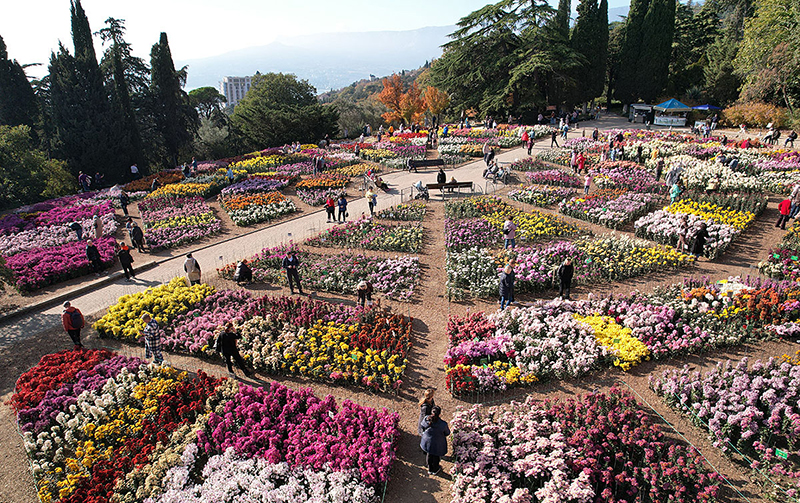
top-left (325, 195), bottom-right (336, 223)
top-left (130, 163), bottom-right (141, 180)
top-left (499, 263), bottom-right (515, 310)
top-left (215, 322), bottom-right (254, 379)
top-left (86, 239), bottom-right (103, 276)
top-left (527, 136), bottom-right (534, 155)
top-left (577, 152), bottom-right (586, 174)
top-left (557, 258), bottom-right (574, 300)
top-left (119, 190), bottom-right (130, 216)
top-left (592, 127), bottom-right (599, 141)
top-left (61, 301), bottom-right (85, 350)
top-left (141, 313), bottom-right (163, 365)
top-left (418, 389), bottom-right (436, 436)
top-left (550, 130), bottom-right (559, 148)
top-left (365, 188), bottom-right (377, 217)
top-left (502, 217), bottom-right (517, 249)
top-left (570, 150), bottom-right (578, 173)
top-left (92, 214), bottom-right (104, 240)
top-left (356, 279), bottom-right (373, 307)
top-left (78, 171), bottom-right (91, 192)
top-left (94, 172), bottom-right (105, 189)
top-left (584, 173), bottom-right (592, 195)
top-left (118, 243), bottom-right (135, 281)
top-left (437, 167), bottom-right (446, 185)
top-left (777, 198), bottom-right (792, 230)
top-left (677, 215), bottom-right (689, 252)
top-left (655, 159), bottom-right (664, 181)
top-left (521, 129), bottom-right (529, 149)
top-left (130, 221), bottom-right (145, 253)
top-left (691, 222), bottom-right (710, 257)
top-left (670, 182), bottom-right (683, 204)
top-left (790, 184), bottom-right (800, 218)
top-left (282, 251), bottom-right (304, 295)
top-left (184, 253), bottom-right (202, 285)
top-left (420, 406), bottom-right (450, 476)
top-left (337, 194), bottom-right (348, 222)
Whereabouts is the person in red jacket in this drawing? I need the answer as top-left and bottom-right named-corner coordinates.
top-left (61, 301), bottom-right (85, 349)
top-left (777, 198), bottom-right (792, 230)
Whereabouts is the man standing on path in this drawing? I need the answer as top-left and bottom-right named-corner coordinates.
top-left (557, 258), bottom-right (574, 300)
top-left (184, 253), bottom-right (202, 285)
top-left (130, 221), bottom-right (145, 253)
top-left (550, 130), bottom-right (559, 148)
top-left (61, 301), bottom-right (85, 350)
top-left (118, 243), bottom-right (135, 281)
top-left (141, 313), bottom-right (163, 365)
top-left (119, 190), bottom-right (130, 216)
top-left (282, 251), bottom-right (304, 295)
top-left (86, 239), bottom-right (103, 276)
top-left (337, 194), bottom-right (348, 222)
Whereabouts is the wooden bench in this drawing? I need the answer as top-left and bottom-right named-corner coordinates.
top-left (407, 158), bottom-right (445, 171)
top-left (425, 181), bottom-right (474, 198)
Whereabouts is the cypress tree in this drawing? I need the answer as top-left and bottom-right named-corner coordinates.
top-left (569, 0), bottom-right (609, 104)
top-left (49, 0), bottom-right (126, 181)
top-left (150, 32), bottom-right (197, 167)
top-left (638, 0), bottom-right (676, 102)
top-left (0, 36), bottom-right (38, 128)
top-left (615, 0), bottom-right (650, 103)
top-left (555, 0), bottom-right (571, 39)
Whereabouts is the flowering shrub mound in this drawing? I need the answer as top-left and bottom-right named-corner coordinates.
top-left (651, 357), bottom-right (800, 499)
top-left (444, 196), bottom-right (511, 219)
top-left (375, 202), bottom-right (426, 221)
top-left (305, 218), bottom-right (423, 252)
top-left (590, 160), bottom-right (663, 192)
top-left (0, 195), bottom-right (119, 291)
top-left (525, 168), bottom-right (581, 187)
top-left (219, 244), bottom-right (420, 302)
top-left (446, 276), bottom-right (800, 394)
top-left (296, 173), bottom-right (349, 190)
top-left (446, 235), bottom-right (693, 299)
top-left (14, 349), bottom-right (398, 503)
top-left (139, 196), bottom-right (221, 251)
top-left (451, 390), bottom-right (721, 503)
top-left (508, 185), bottom-right (575, 207)
top-left (560, 189), bottom-right (661, 229)
top-left (219, 191), bottom-right (297, 226)
top-left (296, 187), bottom-right (341, 206)
top-left (122, 170), bottom-right (183, 192)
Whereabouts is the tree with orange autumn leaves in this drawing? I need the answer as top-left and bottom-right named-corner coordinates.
top-left (376, 74), bottom-right (448, 126)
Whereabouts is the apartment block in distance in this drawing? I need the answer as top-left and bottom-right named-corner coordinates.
top-left (219, 75), bottom-right (253, 107)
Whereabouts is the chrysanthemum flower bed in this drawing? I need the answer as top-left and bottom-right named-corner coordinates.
top-left (12, 349), bottom-right (399, 503)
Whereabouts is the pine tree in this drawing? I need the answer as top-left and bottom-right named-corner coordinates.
top-left (150, 32), bottom-right (197, 167)
top-left (0, 36), bottom-right (38, 128)
top-left (638, 0), bottom-right (676, 102)
top-left (49, 0), bottom-right (125, 180)
top-left (615, 0), bottom-right (650, 102)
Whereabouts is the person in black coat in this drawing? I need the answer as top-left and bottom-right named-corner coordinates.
top-left (86, 239), bottom-right (103, 276)
top-left (216, 322), bottom-right (253, 378)
top-left (499, 263), bottom-right (515, 310)
top-left (691, 222), bottom-right (709, 258)
top-left (437, 168), bottom-right (446, 185)
top-left (420, 405), bottom-right (450, 475)
top-left (234, 260), bottom-right (253, 285)
top-left (130, 222), bottom-right (145, 253)
top-left (557, 258), bottom-right (574, 300)
top-left (118, 243), bottom-right (135, 281)
top-left (119, 191), bottom-right (130, 216)
top-left (282, 251), bottom-right (304, 295)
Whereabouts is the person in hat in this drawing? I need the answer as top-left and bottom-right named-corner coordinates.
top-left (184, 253), bottom-right (202, 285)
top-left (61, 301), bottom-right (85, 349)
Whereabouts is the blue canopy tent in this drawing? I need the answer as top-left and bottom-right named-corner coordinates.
top-left (692, 104), bottom-right (721, 110)
top-left (653, 99), bottom-right (692, 126)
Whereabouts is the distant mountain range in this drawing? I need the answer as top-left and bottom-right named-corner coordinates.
top-left (178, 6), bottom-right (630, 95)
top-left (178, 25), bottom-right (455, 93)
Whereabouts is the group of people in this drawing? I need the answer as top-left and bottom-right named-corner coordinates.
top-left (77, 171), bottom-right (105, 192)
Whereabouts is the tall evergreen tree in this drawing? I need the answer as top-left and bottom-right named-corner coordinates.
top-left (49, 0), bottom-right (125, 180)
top-left (638, 0), bottom-right (676, 102)
top-left (569, 0), bottom-right (608, 104)
top-left (667, 2), bottom-right (717, 99)
top-left (98, 18), bottom-right (143, 168)
top-left (614, 0), bottom-right (650, 102)
top-left (555, 0), bottom-right (571, 39)
top-left (703, 0), bottom-right (753, 105)
top-left (150, 32), bottom-right (197, 167)
top-left (0, 36), bottom-right (38, 128)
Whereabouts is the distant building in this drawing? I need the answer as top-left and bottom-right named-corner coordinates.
top-left (219, 76), bottom-right (253, 107)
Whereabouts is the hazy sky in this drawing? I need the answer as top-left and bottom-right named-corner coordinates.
top-left (2, 0), bottom-right (630, 78)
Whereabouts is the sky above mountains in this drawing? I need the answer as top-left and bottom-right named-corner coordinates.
top-left (3, 0), bottom-right (631, 81)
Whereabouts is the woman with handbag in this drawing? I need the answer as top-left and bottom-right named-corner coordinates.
top-left (420, 405), bottom-right (450, 475)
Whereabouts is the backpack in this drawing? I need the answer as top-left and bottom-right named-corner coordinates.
top-left (69, 309), bottom-right (82, 329)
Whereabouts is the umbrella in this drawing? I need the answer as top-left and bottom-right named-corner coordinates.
top-left (653, 99), bottom-right (693, 112)
top-left (692, 104), bottom-right (721, 110)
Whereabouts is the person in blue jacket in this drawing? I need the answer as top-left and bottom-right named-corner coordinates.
top-left (420, 405), bottom-right (450, 475)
